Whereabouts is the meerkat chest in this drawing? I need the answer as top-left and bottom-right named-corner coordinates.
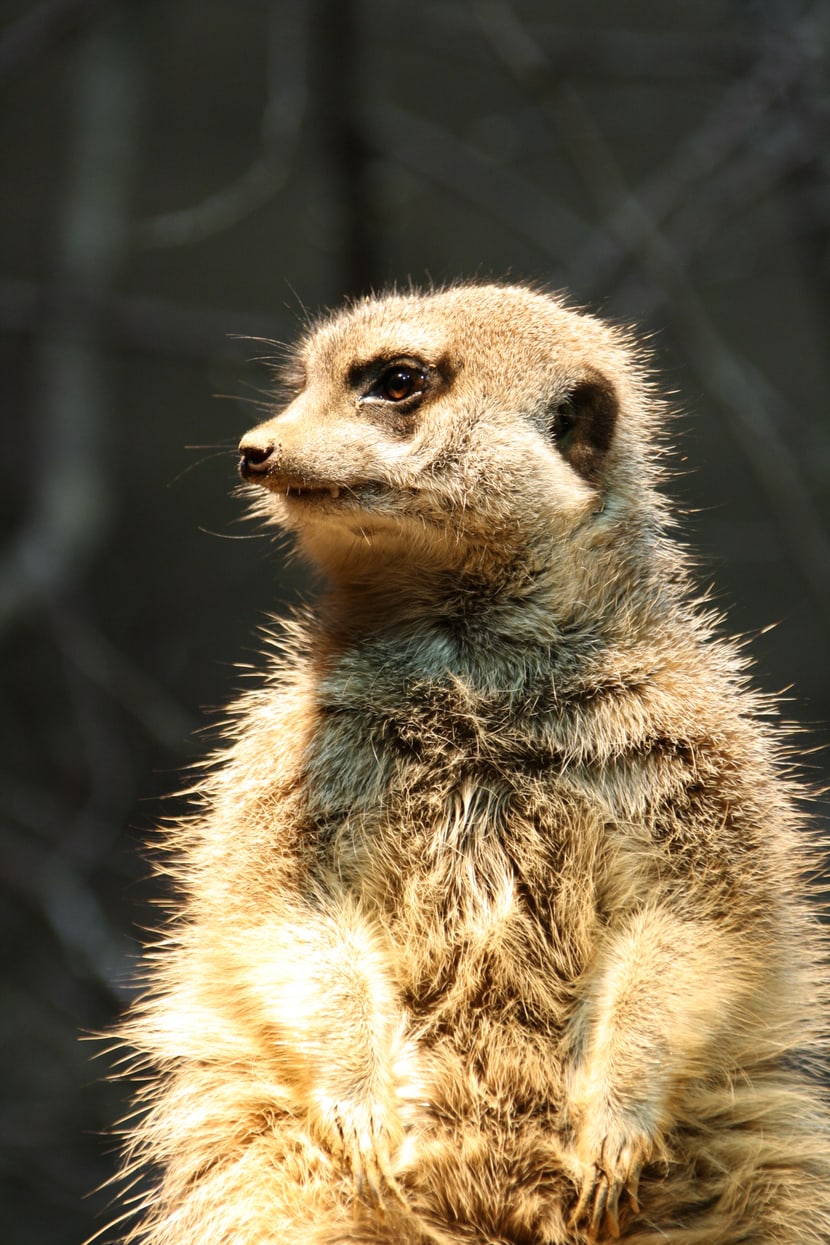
top-left (300, 690), bottom-right (607, 1010)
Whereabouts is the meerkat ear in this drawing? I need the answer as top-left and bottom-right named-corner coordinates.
top-left (547, 371), bottom-right (618, 485)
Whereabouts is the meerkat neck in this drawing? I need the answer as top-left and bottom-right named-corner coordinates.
top-left (312, 530), bottom-right (682, 686)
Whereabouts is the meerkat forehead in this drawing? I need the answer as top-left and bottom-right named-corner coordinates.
top-left (298, 284), bottom-right (634, 387)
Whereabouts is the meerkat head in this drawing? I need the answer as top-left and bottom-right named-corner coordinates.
top-left (238, 284), bottom-right (666, 613)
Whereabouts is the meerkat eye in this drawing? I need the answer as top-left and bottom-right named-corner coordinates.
top-left (370, 365), bottom-right (428, 403)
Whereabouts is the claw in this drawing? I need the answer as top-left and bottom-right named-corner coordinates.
top-left (589, 1178), bottom-right (609, 1240)
top-left (316, 1095), bottom-right (407, 1211)
top-left (604, 1178), bottom-right (621, 1238)
top-left (569, 1119), bottom-right (652, 1239)
top-left (624, 1163), bottom-right (642, 1215)
top-left (570, 1166), bottom-right (597, 1230)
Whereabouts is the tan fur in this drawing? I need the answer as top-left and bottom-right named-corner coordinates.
top-left (115, 284), bottom-right (830, 1244)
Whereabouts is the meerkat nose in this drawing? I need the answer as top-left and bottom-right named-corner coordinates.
top-left (238, 438), bottom-right (275, 478)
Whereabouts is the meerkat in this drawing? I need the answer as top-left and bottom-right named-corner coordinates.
top-left (116, 283), bottom-right (830, 1245)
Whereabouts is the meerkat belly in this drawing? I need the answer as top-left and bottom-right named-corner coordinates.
top-left (353, 766), bottom-right (597, 1234)
top-left (314, 754), bottom-right (601, 1094)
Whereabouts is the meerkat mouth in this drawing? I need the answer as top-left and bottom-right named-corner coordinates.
top-left (243, 472), bottom-right (346, 500)
top-left (268, 478), bottom-right (386, 504)
top-left (239, 457), bottom-right (390, 507)
top-left (282, 483), bottom-right (343, 500)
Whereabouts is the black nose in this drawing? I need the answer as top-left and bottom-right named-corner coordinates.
top-left (238, 439), bottom-right (275, 478)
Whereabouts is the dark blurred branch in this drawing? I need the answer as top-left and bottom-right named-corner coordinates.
top-left (623, 120), bottom-right (818, 309)
top-left (473, 0), bottom-right (830, 626)
top-left (0, 6), bottom-right (142, 635)
top-left (777, 13), bottom-right (830, 322)
top-left (134, 0), bottom-right (309, 248)
top-left (0, 276), bottom-right (286, 359)
top-left (568, 4), bottom-right (824, 293)
top-left (526, 23), bottom-right (746, 79)
top-left (53, 605), bottom-right (197, 751)
top-left (0, 0), bottom-right (111, 84)
top-left (312, 0), bottom-right (379, 294)
top-left (371, 103), bottom-right (581, 267)
top-left (0, 818), bottom-right (127, 999)
top-left (405, 5), bottom-right (749, 79)
top-left (135, 153), bottom-right (288, 251)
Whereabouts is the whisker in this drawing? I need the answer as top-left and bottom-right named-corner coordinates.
top-left (196, 526), bottom-right (266, 541)
top-left (213, 391), bottom-right (274, 407)
top-left (166, 451), bottom-right (237, 487)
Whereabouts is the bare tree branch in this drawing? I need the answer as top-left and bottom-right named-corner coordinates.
top-left (52, 605), bottom-right (197, 751)
top-left (525, 22), bottom-right (746, 79)
top-left (134, 0), bottom-right (309, 249)
top-left (0, 6), bottom-right (143, 636)
top-left (0, 276), bottom-right (286, 359)
top-left (568, 3), bottom-right (825, 293)
top-left (620, 121), bottom-right (818, 311)
top-left (0, 818), bottom-right (128, 999)
top-left (0, 0), bottom-right (111, 84)
top-left (312, 0), bottom-right (379, 294)
top-left (386, 3), bottom-right (749, 79)
top-left (371, 103), bottom-right (581, 269)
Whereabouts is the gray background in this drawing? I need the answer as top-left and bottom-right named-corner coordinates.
top-left (1, 1), bottom-right (828, 1241)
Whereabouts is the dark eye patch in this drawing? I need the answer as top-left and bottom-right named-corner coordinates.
top-left (547, 374), bottom-right (618, 485)
top-left (352, 354), bottom-right (437, 418)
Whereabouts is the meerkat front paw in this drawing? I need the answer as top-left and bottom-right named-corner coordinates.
top-left (314, 1093), bottom-right (407, 1209)
top-left (568, 1107), bottom-right (654, 1239)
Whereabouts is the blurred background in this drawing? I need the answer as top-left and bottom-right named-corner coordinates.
top-left (1, 1), bottom-right (828, 1241)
